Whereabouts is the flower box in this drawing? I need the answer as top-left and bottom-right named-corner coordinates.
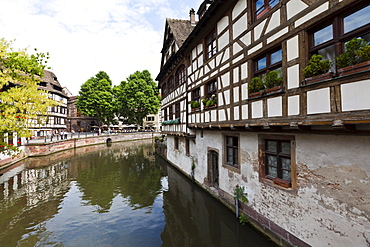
top-left (337, 60), bottom-right (370, 77)
top-left (191, 107), bottom-right (200, 112)
top-left (273, 177), bottom-right (291, 188)
top-left (265, 85), bottom-right (283, 94)
top-left (304, 72), bottom-right (334, 85)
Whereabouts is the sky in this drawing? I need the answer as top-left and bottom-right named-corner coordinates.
top-left (0, 0), bottom-right (204, 95)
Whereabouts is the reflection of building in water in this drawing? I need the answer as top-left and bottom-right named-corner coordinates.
top-left (0, 161), bottom-right (70, 208)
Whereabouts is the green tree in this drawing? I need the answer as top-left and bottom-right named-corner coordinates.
top-left (76, 71), bottom-right (115, 127)
top-left (0, 38), bottom-right (57, 155)
top-left (114, 70), bottom-right (160, 126)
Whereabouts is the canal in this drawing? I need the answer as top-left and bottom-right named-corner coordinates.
top-left (0, 140), bottom-right (277, 247)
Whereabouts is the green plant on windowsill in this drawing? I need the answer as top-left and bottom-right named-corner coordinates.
top-left (265, 70), bottom-right (283, 88)
top-left (248, 77), bottom-right (264, 94)
top-left (303, 54), bottom-right (332, 78)
top-left (190, 100), bottom-right (200, 109)
top-left (203, 95), bottom-right (217, 107)
top-left (335, 38), bottom-right (370, 69)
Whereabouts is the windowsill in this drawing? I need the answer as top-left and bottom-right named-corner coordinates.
top-left (222, 163), bottom-right (240, 173)
top-left (260, 177), bottom-right (297, 194)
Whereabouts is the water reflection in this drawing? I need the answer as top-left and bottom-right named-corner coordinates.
top-left (0, 141), bottom-right (275, 247)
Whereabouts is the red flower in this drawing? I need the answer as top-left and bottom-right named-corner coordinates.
top-left (9, 144), bottom-right (14, 146)
top-left (15, 116), bottom-right (20, 118)
top-left (17, 142), bottom-right (22, 144)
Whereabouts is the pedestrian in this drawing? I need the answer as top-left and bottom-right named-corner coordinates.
top-left (71, 129), bottom-right (75, 137)
top-left (60, 131), bottom-right (64, 140)
top-left (51, 132), bottom-right (54, 142)
top-left (64, 131), bottom-right (67, 139)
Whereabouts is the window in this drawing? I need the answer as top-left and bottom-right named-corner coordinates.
top-left (225, 136), bottom-right (239, 168)
top-left (175, 103), bottom-right (180, 119)
top-left (205, 30), bottom-right (217, 60)
top-left (254, 0), bottom-right (279, 19)
top-left (168, 105), bottom-right (173, 120)
top-left (7, 133), bottom-right (13, 146)
top-left (162, 82), bottom-right (168, 98)
top-left (205, 81), bottom-right (217, 97)
top-left (186, 139), bottom-right (190, 156)
top-left (176, 65), bottom-right (186, 86)
top-left (168, 76), bottom-right (174, 92)
top-left (146, 116), bottom-right (155, 121)
top-left (309, 4), bottom-right (370, 67)
top-left (174, 137), bottom-right (179, 150)
top-left (192, 88), bottom-right (200, 102)
top-left (254, 48), bottom-right (282, 82)
top-left (259, 135), bottom-right (295, 188)
top-left (163, 108), bottom-right (168, 121)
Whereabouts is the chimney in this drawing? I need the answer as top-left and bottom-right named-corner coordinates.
top-left (189, 8), bottom-right (196, 26)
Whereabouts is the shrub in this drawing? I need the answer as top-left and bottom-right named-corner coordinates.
top-left (335, 38), bottom-right (369, 69)
top-left (303, 54), bottom-right (332, 78)
top-left (265, 70), bottom-right (283, 88)
top-left (248, 77), bottom-right (264, 94)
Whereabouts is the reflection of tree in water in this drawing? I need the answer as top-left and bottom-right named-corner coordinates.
top-left (74, 144), bottom-right (164, 213)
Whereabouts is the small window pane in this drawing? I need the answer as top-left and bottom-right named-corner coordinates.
top-left (267, 141), bottom-right (277, 152)
top-left (257, 57), bottom-right (267, 70)
top-left (233, 137), bottom-right (238, 146)
top-left (314, 25), bottom-right (333, 46)
top-left (267, 155), bottom-right (277, 167)
top-left (256, 0), bottom-right (264, 14)
top-left (227, 137), bottom-right (233, 146)
top-left (282, 170), bottom-right (291, 182)
top-left (271, 49), bottom-right (282, 64)
top-left (281, 157), bottom-right (291, 170)
top-left (268, 166), bottom-right (277, 178)
top-left (281, 142), bottom-right (291, 154)
top-left (344, 5), bottom-right (370, 33)
top-left (270, 0), bottom-right (279, 8)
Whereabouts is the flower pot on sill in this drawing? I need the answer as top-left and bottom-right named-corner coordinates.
top-left (265, 85), bottom-right (283, 95)
top-left (191, 107), bottom-right (200, 112)
top-left (337, 60), bottom-right (370, 77)
top-left (304, 72), bottom-right (334, 85)
top-left (273, 177), bottom-right (291, 188)
top-left (204, 104), bottom-right (217, 109)
top-left (248, 91), bottom-right (263, 99)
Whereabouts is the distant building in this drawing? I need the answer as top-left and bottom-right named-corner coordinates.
top-left (67, 96), bottom-right (100, 132)
top-left (32, 70), bottom-right (69, 137)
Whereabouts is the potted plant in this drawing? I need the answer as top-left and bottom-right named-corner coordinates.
top-left (248, 77), bottom-right (264, 98)
top-left (336, 37), bottom-right (370, 76)
top-left (203, 94), bottom-right (217, 108)
top-left (190, 100), bottom-right (200, 111)
top-left (303, 54), bottom-right (333, 84)
top-left (265, 70), bottom-right (283, 94)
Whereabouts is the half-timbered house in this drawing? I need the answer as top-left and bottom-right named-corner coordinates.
top-left (156, 0), bottom-right (370, 246)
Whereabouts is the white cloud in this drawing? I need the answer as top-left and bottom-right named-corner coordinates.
top-left (0, 0), bottom-right (204, 95)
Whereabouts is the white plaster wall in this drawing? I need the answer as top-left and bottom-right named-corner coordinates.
top-left (296, 2), bottom-right (329, 27)
top-left (267, 27), bottom-right (288, 44)
top-left (233, 42), bottom-right (243, 55)
top-left (234, 106), bottom-right (240, 120)
top-left (286, 0), bottom-right (308, 20)
top-left (265, 11), bottom-right (280, 33)
top-left (254, 19), bottom-right (267, 40)
top-left (341, 79), bottom-right (370, 111)
top-left (241, 62), bottom-right (248, 80)
top-left (288, 95), bottom-right (300, 116)
top-left (224, 90), bottom-right (230, 105)
top-left (232, 0), bottom-right (247, 20)
top-left (242, 104), bottom-right (248, 119)
top-left (233, 67), bottom-right (239, 84)
top-left (222, 48), bottom-right (230, 64)
top-left (233, 87), bottom-right (239, 103)
top-left (248, 43), bottom-right (262, 55)
top-left (233, 13), bottom-right (248, 39)
top-left (219, 109), bottom-right (226, 121)
top-left (287, 36), bottom-right (299, 61)
top-left (307, 87), bottom-right (331, 114)
top-left (221, 72), bottom-right (230, 87)
top-left (240, 32), bottom-right (251, 47)
top-left (252, 101), bottom-right (263, 118)
top-left (267, 96), bottom-right (282, 117)
top-left (218, 31), bottom-right (229, 51)
top-left (287, 64), bottom-right (300, 89)
top-left (217, 16), bottom-right (229, 34)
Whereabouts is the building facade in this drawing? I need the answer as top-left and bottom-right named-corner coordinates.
top-left (156, 0), bottom-right (370, 246)
top-left (67, 96), bottom-right (100, 132)
top-left (35, 70), bottom-right (69, 136)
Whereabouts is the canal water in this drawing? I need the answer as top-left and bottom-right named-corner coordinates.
top-left (0, 140), bottom-right (276, 247)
